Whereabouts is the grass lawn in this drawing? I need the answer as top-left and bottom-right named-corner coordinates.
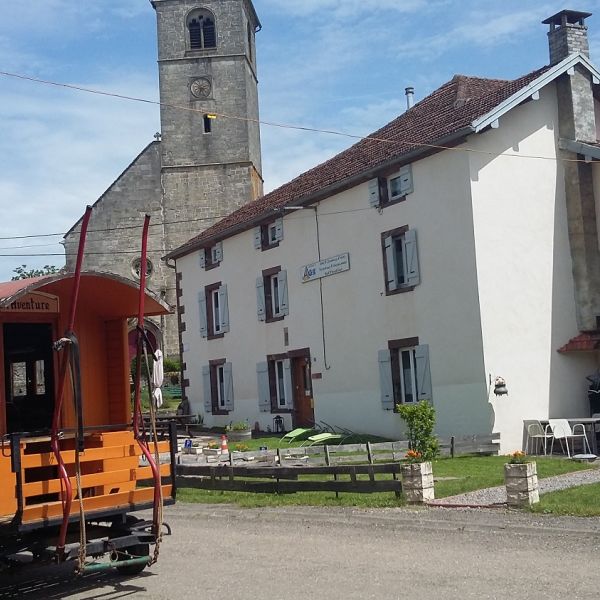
top-left (227, 434), bottom-right (390, 452)
top-left (178, 454), bottom-right (591, 509)
top-left (531, 482), bottom-right (600, 517)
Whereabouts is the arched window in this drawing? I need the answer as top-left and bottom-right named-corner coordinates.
top-left (187, 9), bottom-right (217, 50)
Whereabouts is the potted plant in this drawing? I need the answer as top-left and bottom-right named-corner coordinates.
top-left (504, 451), bottom-right (539, 507)
top-left (227, 421), bottom-right (252, 442)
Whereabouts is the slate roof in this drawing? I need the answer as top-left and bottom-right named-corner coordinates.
top-left (167, 66), bottom-right (549, 259)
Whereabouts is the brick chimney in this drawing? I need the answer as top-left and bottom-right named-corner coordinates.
top-left (543, 10), bottom-right (591, 65)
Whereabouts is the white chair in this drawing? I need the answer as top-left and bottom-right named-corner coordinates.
top-left (526, 421), bottom-right (553, 455)
top-left (548, 419), bottom-right (592, 458)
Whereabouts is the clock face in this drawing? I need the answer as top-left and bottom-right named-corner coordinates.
top-left (190, 77), bottom-right (212, 99)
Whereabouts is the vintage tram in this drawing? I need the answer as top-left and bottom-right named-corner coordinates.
top-left (0, 211), bottom-right (175, 575)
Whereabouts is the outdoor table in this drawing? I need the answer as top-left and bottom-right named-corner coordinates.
top-left (539, 418), bottom-right (600, 456)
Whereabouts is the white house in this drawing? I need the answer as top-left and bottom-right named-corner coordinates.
top-left (166, 10), bottom-right (600, 452)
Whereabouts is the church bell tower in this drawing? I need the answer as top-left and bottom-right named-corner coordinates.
top-left (151, 0), bottom-right (263, 255)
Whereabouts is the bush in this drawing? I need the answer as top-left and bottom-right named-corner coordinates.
top-left (397, 401), bottom-right (439, 461)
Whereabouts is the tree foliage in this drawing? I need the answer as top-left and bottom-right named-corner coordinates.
top-left (11, 264), bottom-right (60, 281)
top-left (397, 400), bottom-right (440, 461)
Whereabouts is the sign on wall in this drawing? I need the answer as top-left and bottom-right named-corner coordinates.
top-left (300, 253), bottom-right (350, 283)
top-left (0, 292), bottom-right (60, 313)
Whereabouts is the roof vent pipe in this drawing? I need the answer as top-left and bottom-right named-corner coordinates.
top-left (405, 86), bottom-right (415, 109)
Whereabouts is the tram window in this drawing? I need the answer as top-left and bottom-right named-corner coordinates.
top-left (11, 362), bottom-right (27, 398)
top-left (35, 360), bottom-right (45, 395)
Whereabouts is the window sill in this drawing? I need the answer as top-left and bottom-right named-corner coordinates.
top-left (270, 407), bottom-right (294, 414)
top-left (265, 316), bottom-right (285, 324)
top-left (204, 262), bottom-right (221, 272)
top-left (207, 333), bottom-right (225, 341)
top-left (385, 285), bottom-right (415, 296)
top-left (260, 242), bottom-right (280, 252)
top-left (379, 195), bottom-right (409, 209)
top-left (211, 409), bottom-right (230, 416)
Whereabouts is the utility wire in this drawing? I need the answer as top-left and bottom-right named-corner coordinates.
top-left (0, 69), bottom-right (594, 165)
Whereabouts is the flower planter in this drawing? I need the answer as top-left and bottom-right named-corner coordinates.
top-left (228, 430), bottom-right (252, 442)
top-left (504, 462), bottom-right (539, 507)
top-left (202, 447), bottom-right (221, 457)
top-left (400, 461), bottom-right (434, 504)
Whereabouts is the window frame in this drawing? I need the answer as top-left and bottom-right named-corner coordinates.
top-left (388, 338), bottom-right (420, 409)
top-left (202, 242), bottom-right (222, 271)
top-left (381, 226), bottom-right (416, 296)
top-left (267, 353), bottom-right (292, 413)
top-left (205, 282), bottom-right (224, 340)
top-left (186, 9), bottom-right (217, 51)
top-left (209, 358), bottom-right (228, 415)
top-left (255, 218), bottom-right (283, 251)
top-left (262, 266), bottom-right (285, 323)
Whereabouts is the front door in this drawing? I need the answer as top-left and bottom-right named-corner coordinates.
top-left (291, 355), bottom-right (315, 427)
top-left (4, 323), bottom-right (55, 434)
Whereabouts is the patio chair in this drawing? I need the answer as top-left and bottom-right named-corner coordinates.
top-left (548, 419), bottom-right (592, 458)
top-left (279, 427), bottom-right (318, 446)
top-left (301, 431), bottom-right (348, 447)
top-left (525, 421), bottom-right (553, 456)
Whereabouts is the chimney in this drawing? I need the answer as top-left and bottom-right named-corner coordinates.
top-left (543, 9), bottom-right (591, 65)
top-left (405, 87), bottom-right (415, 109)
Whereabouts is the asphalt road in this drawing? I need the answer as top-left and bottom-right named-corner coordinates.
top-left (2, 503), bottom-right (600, 599)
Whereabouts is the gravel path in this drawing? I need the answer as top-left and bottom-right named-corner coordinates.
top-left (430, 464), bottom-right (600, 506)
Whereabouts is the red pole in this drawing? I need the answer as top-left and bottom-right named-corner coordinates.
top-left (51, 205), bottom-right (92, 558)
top-left (132, 215), bottom-right (162, 533)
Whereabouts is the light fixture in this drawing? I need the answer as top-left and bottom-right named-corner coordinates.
top-left (493, 376), bottom-right (509, 396)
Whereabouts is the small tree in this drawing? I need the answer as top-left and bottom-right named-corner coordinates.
top-left (397, 401), bottom-right (439, 461)
top-left (11, 264), bottom-right (60, 280)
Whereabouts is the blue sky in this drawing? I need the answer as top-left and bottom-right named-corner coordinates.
top-left (0, 0), bottom-right (598, 280)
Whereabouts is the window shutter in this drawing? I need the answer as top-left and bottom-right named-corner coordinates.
top-left (199, 249), bottom-right (206, 269)
top-left (223, 362), bottom-right (234, 411)
top-left (403, 229), bottom-right (420, 287)
top-left (283, 358), bottom-right (294, 409)
top-left (415, 345), bottom-right (432, 401)
top-left (398, 164), bottom-right (414, 196)
top-left (213, 242), bottom-right (223, 263)
top-left (278, 270), bottom-right (289, 316)
top-left (368, 178), bottom-right (381, 208)
top-left (202, 365), bottom-right (212, 413)
top-left (256, 276), bottom-right (266, 321)
top-left (257, 362), bottom-right (271, 412)
top-left (274, 218), bottom-right (284, 242)
top-left (253, 226), bottom-right (262, 249)
top-left (383, 235), bottom-right (398, 292)
top-left (198, 291), bottom-right (208, 338)
top-left (378, 349), bottom-right (394, 410)
top-left (218, 284), bottom-right (229, 333)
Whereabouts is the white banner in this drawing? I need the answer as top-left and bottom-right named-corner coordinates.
top-left (300, 253), bottom-right (350, 283)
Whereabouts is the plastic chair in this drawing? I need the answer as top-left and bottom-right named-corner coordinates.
top-left (526, 421), bottom-right (553, 456)
top-left (548, 419), bottom-right (592, 458)
top-left (279, 427), bottom-right (317, 446)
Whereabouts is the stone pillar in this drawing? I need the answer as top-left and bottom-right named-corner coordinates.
top-left (504, 462), bottom-right (539, 507)
top-left (401, 462), bottom-right (435, 504)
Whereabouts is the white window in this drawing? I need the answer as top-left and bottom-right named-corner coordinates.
top-left (202, 362), bottom-right (234, 414)
top-left (254, 218), bottom-right (284, 250)
top-left (275, 360), bottom-right (286, 408)
top-left (382, 228), bottom-right (420, 293)
top-left (256, 269), bottom-right (289, 322)
top-left (199, 284), bottom-right (229, 338)
top-left (397, 348), bottom-right (417, 404)
top-left (199, 242), bottom-right (223, 270)
top-left (388, 165), bottom-right (413, 201)
top-left (211, 289), bottom-right (221, 334)
top-left (216, 364), bottom-right (226, 409)
top-left (269, 274), bottom-right (280, 316)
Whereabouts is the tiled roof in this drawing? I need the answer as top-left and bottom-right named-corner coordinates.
top-left (168, 66), bottom-right (549, 259)
top-left (558, 331), bottom-right (600, 353)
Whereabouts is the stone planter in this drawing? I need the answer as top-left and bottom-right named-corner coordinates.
top-left (202, 447), bottom-right (221, 457)
top-left (227, 430), bottom-right (252, 442)
top-left (400, 461), bottom-right (434, 504)
top-left (504, 462), bottom-right (539, 507)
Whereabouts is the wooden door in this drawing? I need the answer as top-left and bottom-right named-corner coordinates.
top-left (292, 356), bottom-right (314, 427)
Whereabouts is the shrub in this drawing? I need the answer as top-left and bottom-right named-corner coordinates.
top-left (227, 421), bottom-right (250, 432)
top-left (397, 400), bottom-right (439, 461)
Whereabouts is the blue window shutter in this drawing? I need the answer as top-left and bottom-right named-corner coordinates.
top-left (199, 249), bottom-right (206, 269)
top-left (254, 226), bottom-right (262, 249)
top-left (218, 284), bottom-right (229, 333)
top-left (257, 362), bottom-right (271, 412)
top-left (403, 229), bottom-right (420, 287)
top-left (278, 270), bottom-right (289, 316)
top-left (283, 358), bottom-right (294, 409)
top-left (398, 165), bottom-right (413, 196)
top-left (198, 291), bottom-right (208, 338)
top-left (213, 242), bottom-right (223, 263)
top-left (383, 235), bottom-right (398, 292)
top-left (256, 276), bottom-right (266, 321)
top-left (378, 349), bottom-right (394, 410)
top-left (275, 218), bottom-right (284, 242)
top-left (415, 345), bottom-right (432, 401)
top-left (202, 365), bottom-right (212, 413)
top-left (368, 178), bottom-right (381, 208)
top-left (223, 362), bottom-right (234, 411)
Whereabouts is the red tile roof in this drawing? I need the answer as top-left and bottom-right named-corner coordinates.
top-left (558, 332), bottom-right (600, 353)
top-left (168, 67), bottom-right (549, 259)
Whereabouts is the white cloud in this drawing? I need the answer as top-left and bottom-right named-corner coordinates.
top-left (263, 0), bottom-right (439, 18)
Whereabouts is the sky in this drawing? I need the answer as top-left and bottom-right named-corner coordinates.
top-left (0, 0), bottom-right (599, 280)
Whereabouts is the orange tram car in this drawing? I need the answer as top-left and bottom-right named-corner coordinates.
top-left (0, 265), bottom-right (176, 575)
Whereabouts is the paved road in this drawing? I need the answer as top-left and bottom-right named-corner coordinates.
top-left (2, 504), bottom-right (600, 599)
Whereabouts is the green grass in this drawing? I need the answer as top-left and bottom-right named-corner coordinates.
top-left (228, 434), bottom-right (390, 452)
top-left (178, 455), bottom-right (591, 509)
top-left (531, 482), bottom-right (600, 516)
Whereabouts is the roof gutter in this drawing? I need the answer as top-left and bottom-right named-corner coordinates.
top-left (165, 126), bottom-right (474, 261)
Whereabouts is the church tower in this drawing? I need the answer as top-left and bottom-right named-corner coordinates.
top-left (152, 0), bottom-right (263, 256)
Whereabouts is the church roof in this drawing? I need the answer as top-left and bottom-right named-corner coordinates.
top-left (166, 63), bottom-right (554, 260)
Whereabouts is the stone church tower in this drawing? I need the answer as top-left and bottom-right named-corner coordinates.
top-left (64, 0), bottom-right (262, 359)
